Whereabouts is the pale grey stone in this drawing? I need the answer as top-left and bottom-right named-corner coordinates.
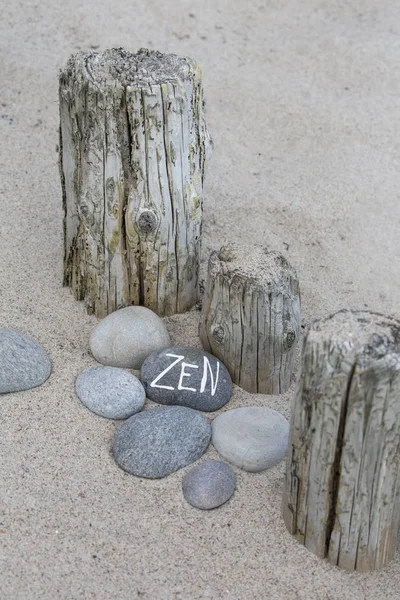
top-left (182, 460), bottom-right (236, 509)
top-left (90, 306), bottom-right (171, 369)
top-left (75, 366), bottom-right (145, 419)
top-left (0, 328), bottom-right (51, 394)
top-left (113, 406), bottom-right (211, 478)
top-left (140, 346), bottom-right (232, 412)
top-left (211, 407), bottom-right (289, 472)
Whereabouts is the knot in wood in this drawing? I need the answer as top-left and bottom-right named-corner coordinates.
top-left (136, 209), bottom-right (158, 234)
top-left (218, 246), bottom-right (235, 263)
top-left (284, 330), bottom-right (296, 351)
top-left (211, 325), bottom-right (225, 344)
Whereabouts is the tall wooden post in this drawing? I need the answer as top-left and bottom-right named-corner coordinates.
top-left (59, 48), bottom-right (211, 318)
top-left (282, 310), bottom-right (400, 572)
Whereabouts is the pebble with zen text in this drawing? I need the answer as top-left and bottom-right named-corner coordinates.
top-left (140, 346), bottom-right (233, 412)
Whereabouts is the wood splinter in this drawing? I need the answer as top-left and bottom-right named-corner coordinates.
top-left (282, 309), bottom-right (400, 572)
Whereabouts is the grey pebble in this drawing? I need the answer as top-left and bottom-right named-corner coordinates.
top-left (90, 306), bottom-right (171, 369)
top-left (75, 366), bottom-right (145, 419)
top-left (212, 407), bottom-right (289, 472)
top-left (113, 406), bottom-right (211, 478)
top-left (182, 460), bottom-right (236, 510)
top-left (140, 346), bottom-right (232, 412)
top-left (0, 328), bottom-right (51, 394)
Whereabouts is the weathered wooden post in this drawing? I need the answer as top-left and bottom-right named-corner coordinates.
top-left (282, 310), bottom-right (400, 572)
top-left (59, 47), bottom-right (211, 318)
top-left (199, 245), bottom-right (301, 394)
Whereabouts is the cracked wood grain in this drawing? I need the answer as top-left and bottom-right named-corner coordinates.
top-left (199, 245), bottom-right (301, 394)
top-left (282, 310), bottom-right (400, 572)
top-left (59, 48), bottom-right (211, 318)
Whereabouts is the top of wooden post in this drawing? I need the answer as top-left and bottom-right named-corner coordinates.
top-left (60, 47), bottom-right (200, 89)
top-left (210, 244), bottom-right (299, 294)
top-left (308, 309), bottom-right (400, 365)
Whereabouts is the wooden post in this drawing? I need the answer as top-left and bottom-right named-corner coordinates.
top-left (199, 245), bottom-right (301, 394)
top-left (59, 48), bottom-right (211, 318)
top-left (282, 310), bottom-right (400, 572)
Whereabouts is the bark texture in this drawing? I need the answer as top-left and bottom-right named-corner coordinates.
top-left (282, 310), bottom-right (400, 572)
top-left (199, 245), bottom-right (301, 394)
top-left (59, 48), bottom-right (211, 318)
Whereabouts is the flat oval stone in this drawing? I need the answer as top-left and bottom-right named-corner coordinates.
top-left (140, 346), bottom-right (232, 412)
top-left (0, 328), bottom-right (51, 394)
top-left (75, 366), bottom-right (145, 419)
top-left (182, 460), bottom-right (236, 509)
top-left (211, 407), bottom-right (289, 472)
top-left (90, 306), bottom-right (171, 369)
top-left (113, 406), bottom-right (211, 478)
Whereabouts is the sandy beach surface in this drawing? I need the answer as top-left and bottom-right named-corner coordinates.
top-left (1, 1), bottom-right (400, 598)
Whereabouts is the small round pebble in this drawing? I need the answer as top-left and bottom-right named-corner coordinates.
top-left (90, 306), bottom-right (171, 369)
top-left (0, 328), bottom-right (51, 394)
top-left (113, 406), bottom-right (211, 478)
top-left (182, 460), bottom-right (236, 510)
top-left (211, 407), bottom-right (289, 472)
top-left (75, 366), bottom-right (145, 419)
top-left (140, 346), bottom-right (232, 411)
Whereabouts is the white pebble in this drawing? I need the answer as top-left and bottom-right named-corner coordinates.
top-left (211, 407), bottom-right (289, 472)
top-left (90, 306), bottom-right (170, 369)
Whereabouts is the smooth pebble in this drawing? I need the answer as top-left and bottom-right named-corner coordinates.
top-left (113, 406), bottom-right (211, 478)
top-left (90, 306), bottom-right (171, 369)
top-left (140, 346), bottom-right (232, 412)
top-left (182, 460), bottom-right (236, 509)
top-left (211, 407), bottom-right (289, 472)
top-left (75, 366), bottom-right (145, 419)
top-left (0, 328), bottom-right (51, 394)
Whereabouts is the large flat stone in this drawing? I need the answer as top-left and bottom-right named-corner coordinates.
top-left (113, 406), bottom-right (212, 478)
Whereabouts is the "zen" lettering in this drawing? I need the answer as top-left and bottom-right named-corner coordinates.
top-left (150, 353), bottom-right (220, 396)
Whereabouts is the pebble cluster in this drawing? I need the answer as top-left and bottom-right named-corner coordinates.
top-left (1, 305), bottom-right (290, 510)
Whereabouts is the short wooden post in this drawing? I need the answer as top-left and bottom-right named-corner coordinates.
top-left (59, 48), bottom-right (211, 318)
top-left (199, 245), bottom-right (301, 394)
top-left (282, 310), bottom-right (400, 572)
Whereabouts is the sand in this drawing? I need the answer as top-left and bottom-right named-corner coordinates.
top-left (1, 0), bottom-right (400, 598)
